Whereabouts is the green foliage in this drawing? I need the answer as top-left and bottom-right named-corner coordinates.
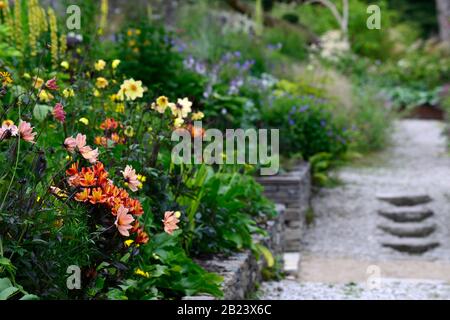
top-left (285, 0), bottom-right (399, 60)
top-left (116, 21), bottom-right (205, 99)
top-left (178, 164), bottom-right (276, 255)
top-left (0, 26), bottom-right (22, 64)
top-left (106, 232), bottom-right (223, 299)
top-left (261, 87), bottom-right (348, 160)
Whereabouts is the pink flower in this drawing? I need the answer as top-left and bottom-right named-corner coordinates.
top-left (18, 121), bottom-right (37, 143)
top-left (162, 211), bottom-right (180, 235)
top-left (80, 146), bottom-right (99, 164)
top-left (64, 133), bottom-right (85, 153)
top-left (114, 205), bottom-right (135, 237)
top-left (0, 120), bottom-right (18, 141)
top-left (52, 103), bottom-right (66, 123)
top-left (63, 133), bottom-right (98, 163)
top-left (45, 78), bottom-right (59, 90)
top-left (64, 136), bottom-right (77, 152)
top-left (121, 165), bottom-right (140, 192)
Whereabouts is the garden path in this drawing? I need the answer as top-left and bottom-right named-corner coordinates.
top-left (261, 119), bottom-right (450, 299)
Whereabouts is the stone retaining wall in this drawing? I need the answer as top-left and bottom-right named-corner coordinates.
top-left (257, 163), bottom-right (311, 252)
top-left (184, 204), bottom-right (286, 300)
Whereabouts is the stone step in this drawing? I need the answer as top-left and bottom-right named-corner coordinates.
top-left (378, 206), bottom-right (433, 222)
top-left (381, 237), bottom-right (439, 254)
top-left (377, 221), bottom-right (436, 238)
top-left (376, 193), bottom-right (432, 206)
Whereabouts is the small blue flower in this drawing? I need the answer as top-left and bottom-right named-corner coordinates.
top-left (299, 105), bottom-right (309, 113)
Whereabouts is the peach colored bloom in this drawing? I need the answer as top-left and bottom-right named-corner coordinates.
top-left (162, 211), bottom-right (180, 235)
top-left (121, 165), bottom-right (140, 192)
top-left (115, 205), bottom-right (135, 237)
top-left (53, 103), bottom-right (66, 123)
top-left (80, 146), bottom-right (99, 164)
top-left (64, 134), bottom-right (98, 163)
top-left (18, 121), bottom-right (37, 143)
top-left (64, 137), bottom-right (77, 152)
top-left (45, 78), bottom-right (59, 90)
top-left (68, 175), bottom-right (81, 187)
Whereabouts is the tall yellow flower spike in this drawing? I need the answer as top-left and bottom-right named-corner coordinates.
top-left (48, 8), bottom-right (59, 68)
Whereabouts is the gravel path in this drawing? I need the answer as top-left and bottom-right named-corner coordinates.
top-left (260, 120), bottom-right (450, 299)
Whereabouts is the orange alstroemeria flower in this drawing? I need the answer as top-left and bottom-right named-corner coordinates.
top-left (111, 133), bottom-right (121, 144)
top-left (135, 228), bottom-right (149, 245)
top-left (100, 118), bottom-right (119, 131)
top-left (97, 171), bottom-right (109, 187)
top-left (79, 169), bottom-right (96, 187)
top-left (93, 162), bottom-right (105, 174)
top-left (89, 187), bottom-right (107, 204)
top-left (68, 174), bottom-right (81, 187)
top-left (75, 188), bottom-right (90, 202)
top-left (66, 162), bottom-right (79, 176)
top-left (130, 221), bottom-right (141, 234)
top-left (94, 136), bottom-right (107, 147)
top-left (118, 189), bottom-right (129, 200)
top-left (127, 199), bottom-right (144, 216)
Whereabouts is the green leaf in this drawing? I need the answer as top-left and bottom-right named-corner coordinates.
top-left (33, 104), bottom-right (53, 122)
top-left (0, 278), bottom-right (13, 291)
top-left (255, 244), bottom-right (274, 268)
top-left (0, 286), bottom-right (19, 300)
top-left (20, 294), bottom-right (39, 300)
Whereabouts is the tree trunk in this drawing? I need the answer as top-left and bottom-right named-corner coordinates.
top-left (436, 0), bottom-right (450, 42)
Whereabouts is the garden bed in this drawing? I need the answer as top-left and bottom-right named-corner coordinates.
top-left (183, 204), bottom-right (286, 300)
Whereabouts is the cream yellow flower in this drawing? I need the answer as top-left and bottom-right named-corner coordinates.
top-left (33, 76), bottom-right (44, 89)
top-left (170, 98), bottom-right (192, 119)
top-left (119, 78), bottom-right (144, 101)
top-left (38, 90), bottom-right (54, 102)
top-left (112, 59), bottom-right (121, 69)
top-left (175, 211), bottom-right (181, 219)
top-left (60, 61), bottom-right (70, 70)
top-left (151, 96), bottom-right (171, 113)
top-left (124, 126), bottom-right (135, 137)
top-left (79, 117), bottom-right (89, 125)
top-left (174, 117), bottom-right (184, 128)
top-left (93, 89), bottom-right (101, 97)
top-left (95, 77), bottom-right (109, 89)
top-left (63, 88), bottom-right (75, 98)
top-left (94, 59), bottom-right (106, 71)
top-left (191, 111), bottom-right (204, 121)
